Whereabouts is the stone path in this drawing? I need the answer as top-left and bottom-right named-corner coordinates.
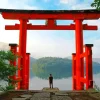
top-left (0, 90), bottom-right (100, 100)
top-left (12, 92), bottom-right (72, 100)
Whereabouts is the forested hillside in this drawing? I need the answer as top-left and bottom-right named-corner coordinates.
top-left (0, 42), bottom-right (100, 79)
top-left (32, 57), bottom-right (100, 79)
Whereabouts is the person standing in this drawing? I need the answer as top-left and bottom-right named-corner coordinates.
top-left (49, 74), bottom-right (53, 88)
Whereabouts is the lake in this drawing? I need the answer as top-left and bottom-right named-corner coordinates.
top-left (29, 73), bottom-right (100, 90)
top-left (0, 74), bottom-right (100, 90)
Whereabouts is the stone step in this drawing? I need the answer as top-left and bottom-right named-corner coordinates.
top-left (42, 87), bottom-right (59, 92)
top-left (20, 94), bottom-right (32, 99)
top-left (12, 98), bottom-right (27, 100)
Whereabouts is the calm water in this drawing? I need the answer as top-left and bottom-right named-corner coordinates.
top-left (29, 77), bottom-right (72, 90)
top-left (29, 74), bottom-right (100, 90)
top-left (0, 74), bottom-right (100, 90)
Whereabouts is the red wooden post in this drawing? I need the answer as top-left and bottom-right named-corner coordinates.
top-left (18, 19), bottom-right (28, 89)
top-left (72, 53), bottom-right (76, 90)
top-left (25, 53), bottom-right (30, 90)
top-left (9, 43), bottom-right (17, 88)
top-left (75, 19), bottom-right (84, 90)
top-left (85, 44), bottom-right (93, 90)
top-left (45, 19), bottom-right (56, 26)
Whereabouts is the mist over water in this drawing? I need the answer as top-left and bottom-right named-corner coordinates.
top-left (0, 74), bottom-right (100, 91)
top-left (93, 73), bottom-right (100, 86)
top-left (29, 74), bottom-right (100, 90)
top-left (29, 77), bottom-right (72, 90)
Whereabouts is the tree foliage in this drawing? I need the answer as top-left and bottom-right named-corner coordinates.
top-left (91, 0), bottom-right (100, 10)
top-left (32, 57), bottom-right (100, 79)
top-left (32, 57), bottom-right (72, 79)
top-left (0, 50), bottom-right (18, 91)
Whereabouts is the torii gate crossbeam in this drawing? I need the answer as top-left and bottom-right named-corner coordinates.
top-left (5, 24), bottom-right (97, 30)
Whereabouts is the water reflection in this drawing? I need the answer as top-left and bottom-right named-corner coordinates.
top-left (29, 74), bottom-right (100, 90)
top-left (29, 77), bottom-right (72, 90)
top-left (0, 74), bottom-right (100, 90)
top-left (93, 73), bottom-right (100, 86)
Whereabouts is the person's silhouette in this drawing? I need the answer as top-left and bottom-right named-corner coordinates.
top-left (49, 74), bottom-right (53, 88)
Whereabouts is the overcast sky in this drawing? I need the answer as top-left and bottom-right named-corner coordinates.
top-left (0, 0), bottom-right (100, 58)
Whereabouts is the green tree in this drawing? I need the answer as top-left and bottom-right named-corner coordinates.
top-left (0, 50), bottom-right (18, 91)
top-left (32, 57), bottom-right (72, 79)
top-left (91, 0), bottom-right (100, 10)
top-left (32, 57), bottom-right (100, 79)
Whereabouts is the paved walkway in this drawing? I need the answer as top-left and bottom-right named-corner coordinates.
top-left (12, 92), bottom-right (72, 100)
top-left (11, 91), bottom-right (100, 100)
top-left (0, 89), bottom-right (100, 100)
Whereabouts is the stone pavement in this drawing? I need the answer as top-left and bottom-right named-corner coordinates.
top-left (0, 89), bottom-right (100, 100)
top-left (12, 92), bottom-right (72, 100)
top-left (11, 91), bottom-right (100, 100)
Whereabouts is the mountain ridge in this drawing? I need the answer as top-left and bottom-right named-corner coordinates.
top-left (0, 42), bottom-right (100, 79)
top-left (31, 57), bottom-right (100, 79)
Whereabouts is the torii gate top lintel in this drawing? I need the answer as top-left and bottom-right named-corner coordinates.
top-left (1, 8), bottom-right (100, 20)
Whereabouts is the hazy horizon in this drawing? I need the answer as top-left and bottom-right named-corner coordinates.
top-left (0, 41), bottom-right (100, 59)
top-left (29, 73), bottom-right (100, 90)
top-left (1, 73), bottom-right (99, 90)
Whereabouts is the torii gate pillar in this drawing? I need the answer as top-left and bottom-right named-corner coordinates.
top-left (9, 44), bottom-right (17, 89)
top-left (75, 19), bottom-right (84, 90)
top-left (18, 19), bottom-right (28, 89)
top-left (72, 53), bottom-right (76, 90)
top-left (85, 44), bottom-right (93, 89)
top-left (25, 53), bottom-right (30, 90)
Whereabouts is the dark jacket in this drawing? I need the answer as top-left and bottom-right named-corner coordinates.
top-left (49, 76), bottom-right (53, 83)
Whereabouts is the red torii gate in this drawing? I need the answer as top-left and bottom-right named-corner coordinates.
top-left (1, 9), bottom-right (100, 90)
